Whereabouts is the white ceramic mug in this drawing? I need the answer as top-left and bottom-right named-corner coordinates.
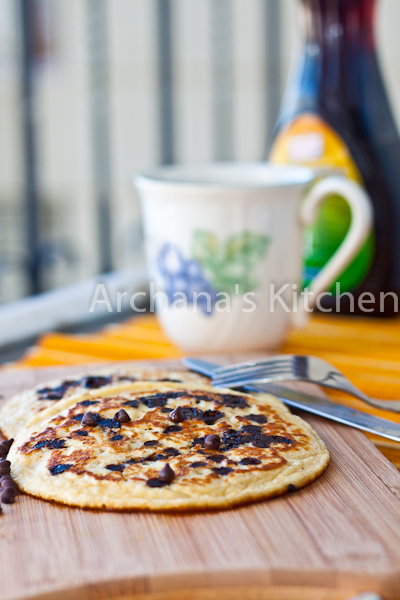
top-left (135, 162), bottom-right (372, 352)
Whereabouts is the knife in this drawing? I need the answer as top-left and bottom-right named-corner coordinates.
top-left (182, 358), bottom-right (400, 444)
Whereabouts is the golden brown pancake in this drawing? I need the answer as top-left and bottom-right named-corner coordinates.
top-left (9, 382), bottom-right (329, 510)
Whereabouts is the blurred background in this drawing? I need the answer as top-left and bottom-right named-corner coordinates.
top-left (1, 0), bottom-right (400, 305)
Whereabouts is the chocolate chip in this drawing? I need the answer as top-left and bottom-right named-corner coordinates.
top-left (207, 454), bottom-right (225, 463)
top-left (190, 461), bottom-right (207, 468)
top-left (190, 394), bottom-right (212, 402)
top-left (180, 406), bottom-right (225, 425)
top-left (0, 475), bottom-right (12, 485)
top-left (204, 434), bottom-right (220, 450)
top-left (163, 447), bottom-right (180, 457)
top-left (216, 394), bottom-right (249, 409)
top-left (78, 400), bottom-right (99, 407)
top-left (114, 409), bottom-right (131, 423)
top-left (251, 438), bottom-right (269, 448)
top-left (202, 410), bottom-right (224, 425)
top-left (220, 427), bottom-right (293, 451)
top-left (252, 434), bottom-right (293, 449)
top-left (169, 406), bottom-right (185, 423)
top-left (143, 440), bottom-right (158, 447)
top-left (270, 435), bottom-right (293, 445)
top-left (287, 484), bottom-right (296, 493)
top-left (139, 391), bottom-right (189, 409)
top-left (140, 394), bottom-right (168, 408)
top-left (212, 467), bottom-right (233, 476)
top-left (163, 425), bottom-right (182, 434)
top-left (241, 424), bottom-right (262, 435)
top-left (247, 414), bottom-right (268, 424)
top-left (82, 375), bottom-right (112, 389)
top-left (124, 399), bottom-right (139, 408)
top-left (34, 439), bottom-right (66, 450)
top-left (38, 380), bottom-right (80, 400)
top-left (81, 412), bottom-right (98, 426)
top-left (147, 453), bottom-right (169, 462)
top-left (158, 463), bottom-right (175, 483)
top-left (0, 478), bottom-right (17, 493)
top-left (0, 460), bottom-right (11, 476)
top-left (146, 478), bottom-right (167, 488)
top-left (239, 457), bottom-right (261, 465)
top-left (106, 464), bottom-right (125, 472)
top-left (45, 391), bottom-right (63, 400)
top-left (1, 439), bottom-right (13, 453)
top-left (181, 406), bottom-right (203, 420)
top-left (221, 429), bottom-right (249, 450)
top-left (1, 486), bottom-right (16, 504)
top-left (110, 434), bottom-right (124, 441)
top-left (0, 447), bottom-right (8, 459)
top-left (37, 387), bottom-right (51, 395)
top-left (97, 417), bottom-right (120, 429)
top-left (191, 437), bottom-right (205, 447)
top-left (49, 464), bottom-right (72, 475)
top-left (2, 479), bottom-right (18, 491)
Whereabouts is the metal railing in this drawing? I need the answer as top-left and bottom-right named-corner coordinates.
top-left (1, 0), bottom-right (284, 301)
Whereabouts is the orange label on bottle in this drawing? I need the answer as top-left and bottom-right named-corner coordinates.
top-left (269, 113), bottom-right (374, 293)
top-left (269, 113), bottom-right (362, 183)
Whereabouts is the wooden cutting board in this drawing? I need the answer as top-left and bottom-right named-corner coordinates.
top-left (1, 360), bottom-right (400, 600)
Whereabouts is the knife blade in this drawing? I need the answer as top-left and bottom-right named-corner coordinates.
top-left (182, 358), bottom-right (400, 443)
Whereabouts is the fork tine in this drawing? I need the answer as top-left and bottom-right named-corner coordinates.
top-left (214, 362), bottom-right (292, 378)
top-left (212, 375), bottom-right (291, 388)
top-left (214, 355), bottom-right (293, 373)
top-left (213, 355), bottom-right (293, 375)
top-left (212, 365), bottom-right (294, 387)
top-left (212, 363), bottom-right (293, 382)
top-left (217, 364), bottom-right (293, 380)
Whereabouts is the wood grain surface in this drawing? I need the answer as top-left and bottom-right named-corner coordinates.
top-left (1, 360), bottom-right (400, 600)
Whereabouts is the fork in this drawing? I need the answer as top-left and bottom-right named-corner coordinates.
top-left (211, 355), bottom-right (400, 414)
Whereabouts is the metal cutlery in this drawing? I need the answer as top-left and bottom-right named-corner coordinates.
top-left (210, 354), bottom-right (400, 414)
top-left (183, 358), bottom-right (400, 444)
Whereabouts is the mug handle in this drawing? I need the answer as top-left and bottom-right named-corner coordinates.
top-left (292, 176), bottom-right (373, 327)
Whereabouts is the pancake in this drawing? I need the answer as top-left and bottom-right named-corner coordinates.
top-left (0, 366), bottom-right (207, 440)
top-left (9, 382), bottom-right (329, 510)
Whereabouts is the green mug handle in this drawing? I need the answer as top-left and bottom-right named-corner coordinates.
top-left (292, 176), bottom-right (373, 327)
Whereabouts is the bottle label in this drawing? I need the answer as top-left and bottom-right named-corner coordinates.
top-left (269, 113), bottom-right (374, 293)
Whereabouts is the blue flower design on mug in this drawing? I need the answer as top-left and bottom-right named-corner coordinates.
top-left (156, 231), bottom-right (270, 315)
top-left (157, 243), bottom-right (217, 314)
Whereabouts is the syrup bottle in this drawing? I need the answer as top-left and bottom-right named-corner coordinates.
top-left (269, 0), bottom-right (400, 315)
